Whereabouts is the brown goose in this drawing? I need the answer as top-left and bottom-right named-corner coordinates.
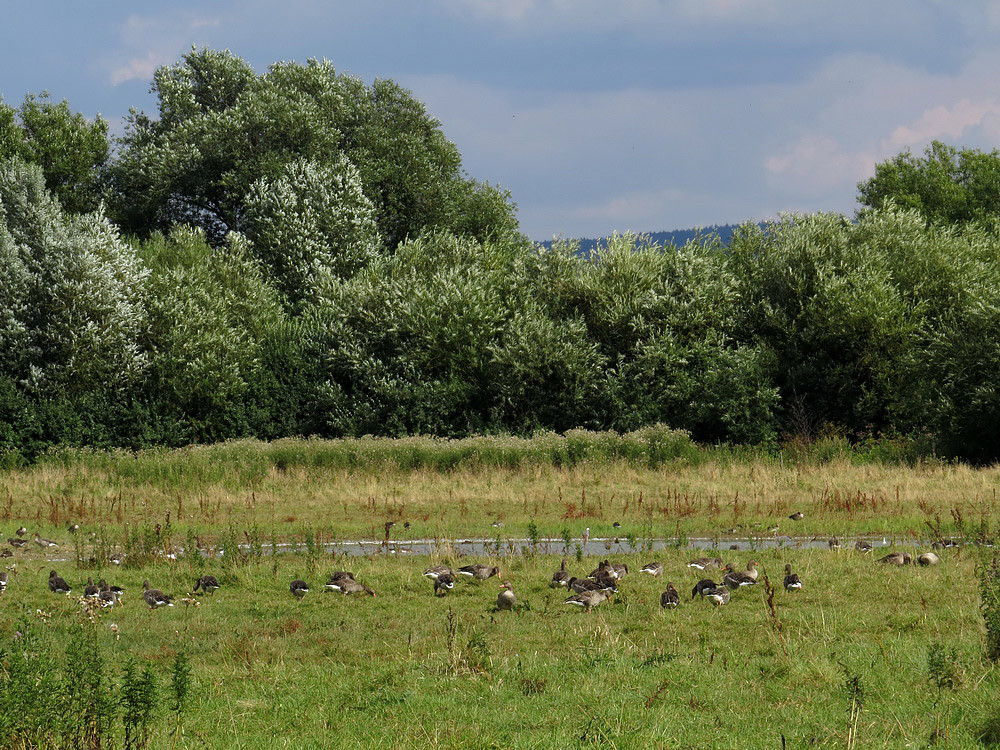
top-left (457, 564), bottom-right (500, 581)
top-left (723, 563), bottom-right (758, 589)
top-left (142, 580), bottom-right (173, 608)
top-left (194, 575), bottom-right (220, 595)
top-left (83, 577), bottom-right (100, 598)
top-left (15, 526), bottom-right (26, 537)
top-left (877, 551), bottom-right (912, 565)
top-left (8, 538), bottom-right (28, 549)
top-left (705, 586), bottom-right (731, 606)
top-left (324, 571), bottom-right (357, 592)
top-left (48, 570), bottom-right (71, 594)
top-left (789, 512), bottom-right (804, 521)
top-left (497, 581), bottom-right (516, 610)
top-left (660, 583), bottom-right (680, 609)
top-left (783, 564), bottom-right (802, 591)
top-left (564, 589), bottom-right (610, 612)
top-left (686, 557), bottom-right (722, 571)
top-left (289, 579), bottom-right (310, 598)
top-left (855, 540), bottom-right (873, 553)
top-left (569, 576), bottom-right (616, 594)
top-left (550, 559), bottom-right (570, 588)
top-left (433, 572), bottom-right (455, 596)
top-left (828, 537), bottom-right (841, 550)
top-left (33, 533), bottom-right (59, 549)
top-left (640, 562), bottom-right (663, 577)
top-left (0, 571), bottom-right (7, 594)
top-left (337, 578), bottom-right (375, 596)
top-left (422, 565), bottom-right (452, 580)
top-left (692, 579), bottom-right (718, 599)
top-left (917, 552), bottom-right (941, 566)
top-left (97, 584), bottom-right (118, 609)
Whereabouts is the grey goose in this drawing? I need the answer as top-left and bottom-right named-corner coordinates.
top-left (48, 570), bottom-right (71, 594)
top-left (660, 583), bottom-right (680, 609)
top-left (497, 581), bottom-right (516, 610)
top-left (142, 581), bottom-right (173, 608)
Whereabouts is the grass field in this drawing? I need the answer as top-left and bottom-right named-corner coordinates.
top-left (1, 436), bottom-right (999, 748)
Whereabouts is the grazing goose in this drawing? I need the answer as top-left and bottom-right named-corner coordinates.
top-left (289, 580), bottom-right (310, 599)
top-left (8, 538), bottom-right (28, 549)
top-left (569, 576), bottom-right (616, 594)
top-left (783, 564), bottom-right (802, 591)
top-left (855, 540), bottom-right (873, 553)
top-left (84, 577), bottom-right (100, 598)
top-left (611, 563), bottom-right (629, 579)
top-left (692, 579), bottom-right (718, 599)
top-left (15, 526), bottom-right (26, 537)
top-left (100, 580), bottom-right (125, 602)
top-left (497, 581), bottom-right (516, 610)
top-left (723, 564), bottom-right (757, 589)
top-left (142, 581), bottom-right (173, 608)
top-left (686, 557), bottom-right (722, 571)
top-left (550, 559), bottom-right (570, 588)
top-left (324, 571), bottom-right (357, 592)
top-left (98, 584), bottom-right (118, 609)
top-left (705, 586), bottom-right (731, 606)
top-left (48, 570), bottom-right (71, 594)
top-left (917, 552), bottom-right (941, 566)
top-left (33, 533), bottom-right (59, 548)
top-left (422, 565), bottom-right (452, 580)
top-left (194, 575), bottom-right (220, 595)
top-left (789, 512), bottom-right (804, 521)
top-left (660, 583), bottom-right (680, 609)
top-left (433, 572), bottom-right (455, 596)
top-left (588, 560), bottom-right (617, 579)
top-left (337, 578), bottom-right (375, 596)
top-left (457, 564), bottom-right (500, 581)
top-left (640, 562), bottom-right (663, 577)
top-left (932, 539), bottom-right (960, 549)
top-left (0, 571), bottom-right (7, 594)
top-left (67, 524), bottom-right (80, 534)
top-left (564, 589), bottom-right (609, 612)
top-left (877, 551), bottom-right (912, 566)
top-left (828, 537), bottom-right (841, 550)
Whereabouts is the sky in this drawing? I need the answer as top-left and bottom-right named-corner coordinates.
top-left (2, 1), bottom-right (1000, 241)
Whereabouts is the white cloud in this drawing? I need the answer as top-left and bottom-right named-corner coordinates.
top-left (106, 13), bottom-right (223, 87)
top-left (110, 51), bottom-right (172, 86)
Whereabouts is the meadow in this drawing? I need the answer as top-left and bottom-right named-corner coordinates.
top-left (1, 435), bottom-right (999, 748)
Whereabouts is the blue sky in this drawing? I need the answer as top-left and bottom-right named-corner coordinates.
top-left (2, 1), bottom-right (998, 241)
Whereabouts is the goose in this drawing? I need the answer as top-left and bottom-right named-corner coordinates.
top-left (582, 528), bottom-right (590, 546)
top-left (692, 579), bottom-right (718, 599)
top-left (324, 571), bottom-right (359, 592)
top-left (142, 581), bottom-right (173, 608)
top-left (917, 552), bottom-right (941, 566)
top-left (84, 577), bottom-right (100, 598)
top-left (932, 539), bottom-right (960, 549)
top-left (48, 570), bottom-right (71, 594)
top-left (422, 565), bottom-right (452, 580)
top-left (569, 576), bottom-right (616, 594)
top-left (8, 538), bottom-right (28, 548)
top-left (67, 524), bottom-right (80, 534)
top-left (564, 589), bottom-right (609, 612)
top-left (433, 572), bottom-right (455, 596)
top-left (0, 548), bottom-right (11, 558)
top-left (877, 551), bottom-right (912, 566)
top-left (660, 583), bottom-right (680, 609)
top-left (193, 575), bottom-right (220, 595)
top-left (789, 512), bottom-right (804, 521)
top-left (705, 586), bottom-right (731, 606)
top-left (336, 578), bottom-right (375, 596)
top-left (98, 584), bottom-right (118, 609)
top-left (15, 526), bottom-right (26, 537)
top-left (33, 533), bottom-right (59, 548)
top-left (723, 564), bottom-right (757, 589)
top-left (550, 559), bottom-right (570, 588)
top-left (828, 537), bottom-right (841, 550)
top-left (0, 571), bottom-right (7, 594)
top-left (497, 581), bottom-right (516, 610)
top-left (855, 540), bottom-right (873, 553)
top-left (686, 557), bottom-right (722, 571)
top-left (289, 580), bottom-right (310, 599)
top-left (457, 564), bottom-right (500, 581)
top-left (640, 562), bottom-right (663, 577)
top-left (611, 563), bottom-right (629, 579)
top-left (101, 580), bottom-right (125, 602)
top-left (783, 564), bottom-right (802, 591)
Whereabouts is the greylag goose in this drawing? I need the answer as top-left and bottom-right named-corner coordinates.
top-left (855, 540), bottom-right (873, 553)
top-left (723, 563), bottom-right (757, 589)
top-left (33, 533), bottom-right (58, 548)
top-left (828, 537), bottom-right (841, 550)
top-left (337, 578), bottom-right (375, 596)
top-left (660, 583), bottom-right (680, 608)
top-left (15, 526), bottom-right (26, 537)
top-left (48, 570), bottom-right (71, 594)
top-left (640, 562), bottom-right (663, 577)
top-left (324, 571), bottom-right (355, 592)
top-left (0, 571), bottom-right (7, 594)
top-left (422, 565), bottom-right (452, 580)
top-left (289, 579), bottom-right (310, 598)
top-left (783, 564), bottom-right (802, 591)
top-left (194, 575), bottom-right (220, 595)
top-left (692, 579), bottom-right (718, 599)
top-left (564, 589), bottom-right (609, 612)
top-left (457, 564), bottom-right (500, 580)
top-left (705, 586), bottom-right (731, 606)
top-left (917, 552), bottom-right (940, 566)
top-left (551, 559), bottom-right (570, 587)
top-left (142, 580), bottom-right (173, 608)
top-left (433, 572), bottom-right (455, 596)
top-left (8, 538), bottom-right (28, 548)
top-left (98, 584), bottom-right (118, 609)
top-left (789, 512), bottom-right (804, 521)
top-left (877, 551), bottom-right (912, 565)
top-left (569, 576), bottom-right (616, 594)
top-left (84, 577), bottom-right (100, 598)
top-left (497, 581), bottom-right (516, 610)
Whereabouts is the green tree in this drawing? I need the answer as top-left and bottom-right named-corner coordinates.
top-left (0, 93), bottom-right (109, 213)
top-left (857, 140), bottom-right (1000, 226)
top-left (110, 48), bottom-right (518, 253)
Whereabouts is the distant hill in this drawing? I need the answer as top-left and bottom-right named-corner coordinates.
top-left (536, 224), bottom-right (747, 255)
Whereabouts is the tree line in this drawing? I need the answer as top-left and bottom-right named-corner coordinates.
top-left (2, 48), bottom-right (999, 462)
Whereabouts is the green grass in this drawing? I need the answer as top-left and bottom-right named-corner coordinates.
top-left (0, 546), bottom-right (996, 748)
